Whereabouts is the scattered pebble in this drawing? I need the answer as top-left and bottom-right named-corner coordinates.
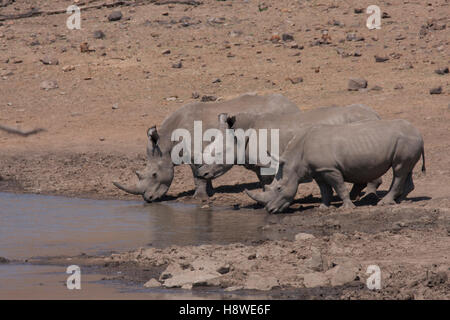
top-left (430, 86), bottom-right (442, 95)
top-left (40, 80), bottom-right (59, 91)
top-left (40, 56), bottom-right (59, 65)
top-left (201, 95), bottom-right (217, 102)
top-left (375, 55), bottom-right (389, 63)
top-left (435, 67), bottom-right (449, 75)
top-left (93, 30), bottom-right (106, 39)
top-left (348, 78), bottom-right (368, 91)
top-left (108, 11), bottom-right (123, 22)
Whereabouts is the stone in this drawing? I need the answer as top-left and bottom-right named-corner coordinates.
top-left (430, 86), bottom-right (442, 95)
top-left (374, 55), bottom-right (389, 62)
top-left (244, 274), bottom-right (278, 291)
top-left (162, 49), bottom-right (171, 55)
top-left (163, 270), bottom-right (222, 288)
top-left (40, 56), bottom-right (59, 65)
top-left (282, 33), bottom-right (294, 42)
top-left (212, 78), bottom-right (221, 83)
top-left (303, 272), bottom-right (329, 288)
top-left (108, 11), bottom-right (123, 22)
top-left (287, 77), bottom-right (303, 84)
top-left (348, 78), bottom-right (368, 91)
top-left (326, 262), bottom-right (360, 286)
top-left (346, 33), bottom-right (364, 41)
top-left (294, 233), bottom-right (315, 241)
top-left (112, 103), bottom-right (119, 110)
top-left (93, 30), bottom-right (106, 39)
top-left (62, 65), bottom-right (75, 72)
top-left (217, 265), bottom-right (231, 275)
top-left (172, 61), bottom-right (182, 68)
top-left (0, 257), bottom-right (9, 264)
top-left (201, 95), bottom-right (217, 102)
top-left (40, 80), bottom-right (58, 91)
top-left (394, 84), bottom-right (404, 90)
top-left (191, 92), bottom-right (200, 99)
top-left (144, 278), bottom-right (161, 288)
top-left (435, 67), bottom-right (449, 75)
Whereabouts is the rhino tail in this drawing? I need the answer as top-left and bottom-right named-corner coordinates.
top-left (421, 147), bottom-right (426, 175)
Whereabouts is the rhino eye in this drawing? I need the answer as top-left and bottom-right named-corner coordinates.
top-left (276, 186), bottom-right (282, 192)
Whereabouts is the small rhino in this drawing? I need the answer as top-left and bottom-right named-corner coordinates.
top-left (113, 93), bottom-right (300, 202)
top-left (246, 119), bottom-right (425, 213)
top-left (197, 104), bottom-right (382, 199)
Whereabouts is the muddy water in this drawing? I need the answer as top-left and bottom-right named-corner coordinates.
top-left (0, 192), bottom-right (271, 299)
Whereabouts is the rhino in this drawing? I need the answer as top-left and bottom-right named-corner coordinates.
top-left (197, 104), bottom-right (382, 200)
top-left (113, 93), bottom-right (300, 202)
top-left (245, 119), bottom-right (426, 213)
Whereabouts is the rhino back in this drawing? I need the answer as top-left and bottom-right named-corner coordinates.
top-left (157, 93), bottom-right (300, 153)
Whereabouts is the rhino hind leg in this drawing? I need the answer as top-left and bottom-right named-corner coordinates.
top-left (379, 173), bottom-right (408, 205)
top-left (365, 177), bottom-right (382, 196)
top-left (317, 182), bottom-right (333, 210)
top-left (395, 172), bottom-right (414, 202)
top-left (320, 170), bottom-right (355, 209)
top-left (349, 183), bottom-right (367, 201)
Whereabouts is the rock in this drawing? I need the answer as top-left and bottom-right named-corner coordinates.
top-left (430, 86), bottom-right (442, 95)
top-left (435, 67), bottom-right (449, 75)
top-left (62, 65), bottom-right (75, 72)
top-left (162, 49), bottom-right (171, 55)
top-left (287, 77), bottom-right (303, 84)
top-left (282, 33), bottom-right (294, 42)
top-left (354, 8), bottom-right (364, 14)
top-left (40, 56), bottom-right (59, 65)
top-left (93, 30), bottom-right (106, 39)
top-left (394, 84), bottom-right (404, 90)
top-left (163, 270), bottom-right (222, 288)
top-left (382, 12), bottom-right (391, 19)
top-left (270, 34), bottom-right (281, 42)
top-left (172, 61), bottom-right (182, 68)
top-left (201, 95), bottom-right (217, 102)
top-left (305, 250), bottom-right (323, 271)
top-left (144, 278), bottom-right (161, 288)
top-left (217, 265), bottom-right (231, 274)
top-left (244, 274), bottom-right (278, 291)
top-left (191, 92), bottom-right (200, 99)
top-left (0, 257), bottom-right (9, 264)
top-left (303, 272), bottom-right (329, 288)
top-left (40, 80), bottom-right (58, 91)
top-left (108, 11), bottom-right (123, 22)
top-left (112, 103), bottom-right (119, 110)
top-left (294, 233), bottom-right (315, 241)
top-left (374, 55), bottom-right (389, 63)
top-left (370, 85), bottom-right (383, 91)
top-left (212, 78), bottom-right (221, 83)
top-left (348, 78), bottom-right (367, 91)
top-left (326, 262), bottom-right (360, 286)
top-left (346, 33), bottom-right (364, 41)
top-left (80, 42), bottom-right (91, 53)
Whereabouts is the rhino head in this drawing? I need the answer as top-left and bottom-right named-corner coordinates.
top-left (113, 126), bottom-right (174, 202)
top-left (245, 158), bottom-right (300, 213)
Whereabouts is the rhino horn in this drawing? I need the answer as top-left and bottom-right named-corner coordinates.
top-left (244, 189), bottom-right (271, 205)
top-left (113, 181), bottom-right (144, 195)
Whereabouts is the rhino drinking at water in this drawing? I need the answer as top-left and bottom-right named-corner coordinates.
top-left (246, 120), bottom-right (426, 213)
top-left (113, 93), bottom-right (300, 202)
top-left (197, 104), bottom-right (382, 200)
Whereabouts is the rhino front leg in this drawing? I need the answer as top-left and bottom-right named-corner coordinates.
top-left (321, 170), bottom-right (355, 209)
top-left (379, 174), bottom-right (407, 205)
top-left (191, 165), bottom-right (214, 199)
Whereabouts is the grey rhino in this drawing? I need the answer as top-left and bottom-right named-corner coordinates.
top-left (197, 104), bottom-right (382, 200)
top-left (113, 93), bottom-right (300, 202)
top-left (245, 119), bottom-right (426, 213)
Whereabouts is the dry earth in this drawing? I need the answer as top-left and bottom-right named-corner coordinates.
top-left (0, 0), bottom-right (449, 299)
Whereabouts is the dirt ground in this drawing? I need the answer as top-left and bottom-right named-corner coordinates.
top-left (0, 0), bottom-right (449, 299)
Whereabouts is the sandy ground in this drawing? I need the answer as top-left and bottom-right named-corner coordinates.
top-left (0, 0), bottom-right (449, 299)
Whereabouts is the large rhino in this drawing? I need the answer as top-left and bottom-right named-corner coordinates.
top-left (197, 104), bottom-right (382, 199)
top-left (113, 93), bottom-right (300, 202)
top-left (246, 119), bottom-right (426, 213)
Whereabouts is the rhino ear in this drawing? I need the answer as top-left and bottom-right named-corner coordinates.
top-left (147, 126), bottom-right (159, 146)
top-left (226, 115), bottom-right (236, 129)
top-left (148, 126), bottom-right (162, 156)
